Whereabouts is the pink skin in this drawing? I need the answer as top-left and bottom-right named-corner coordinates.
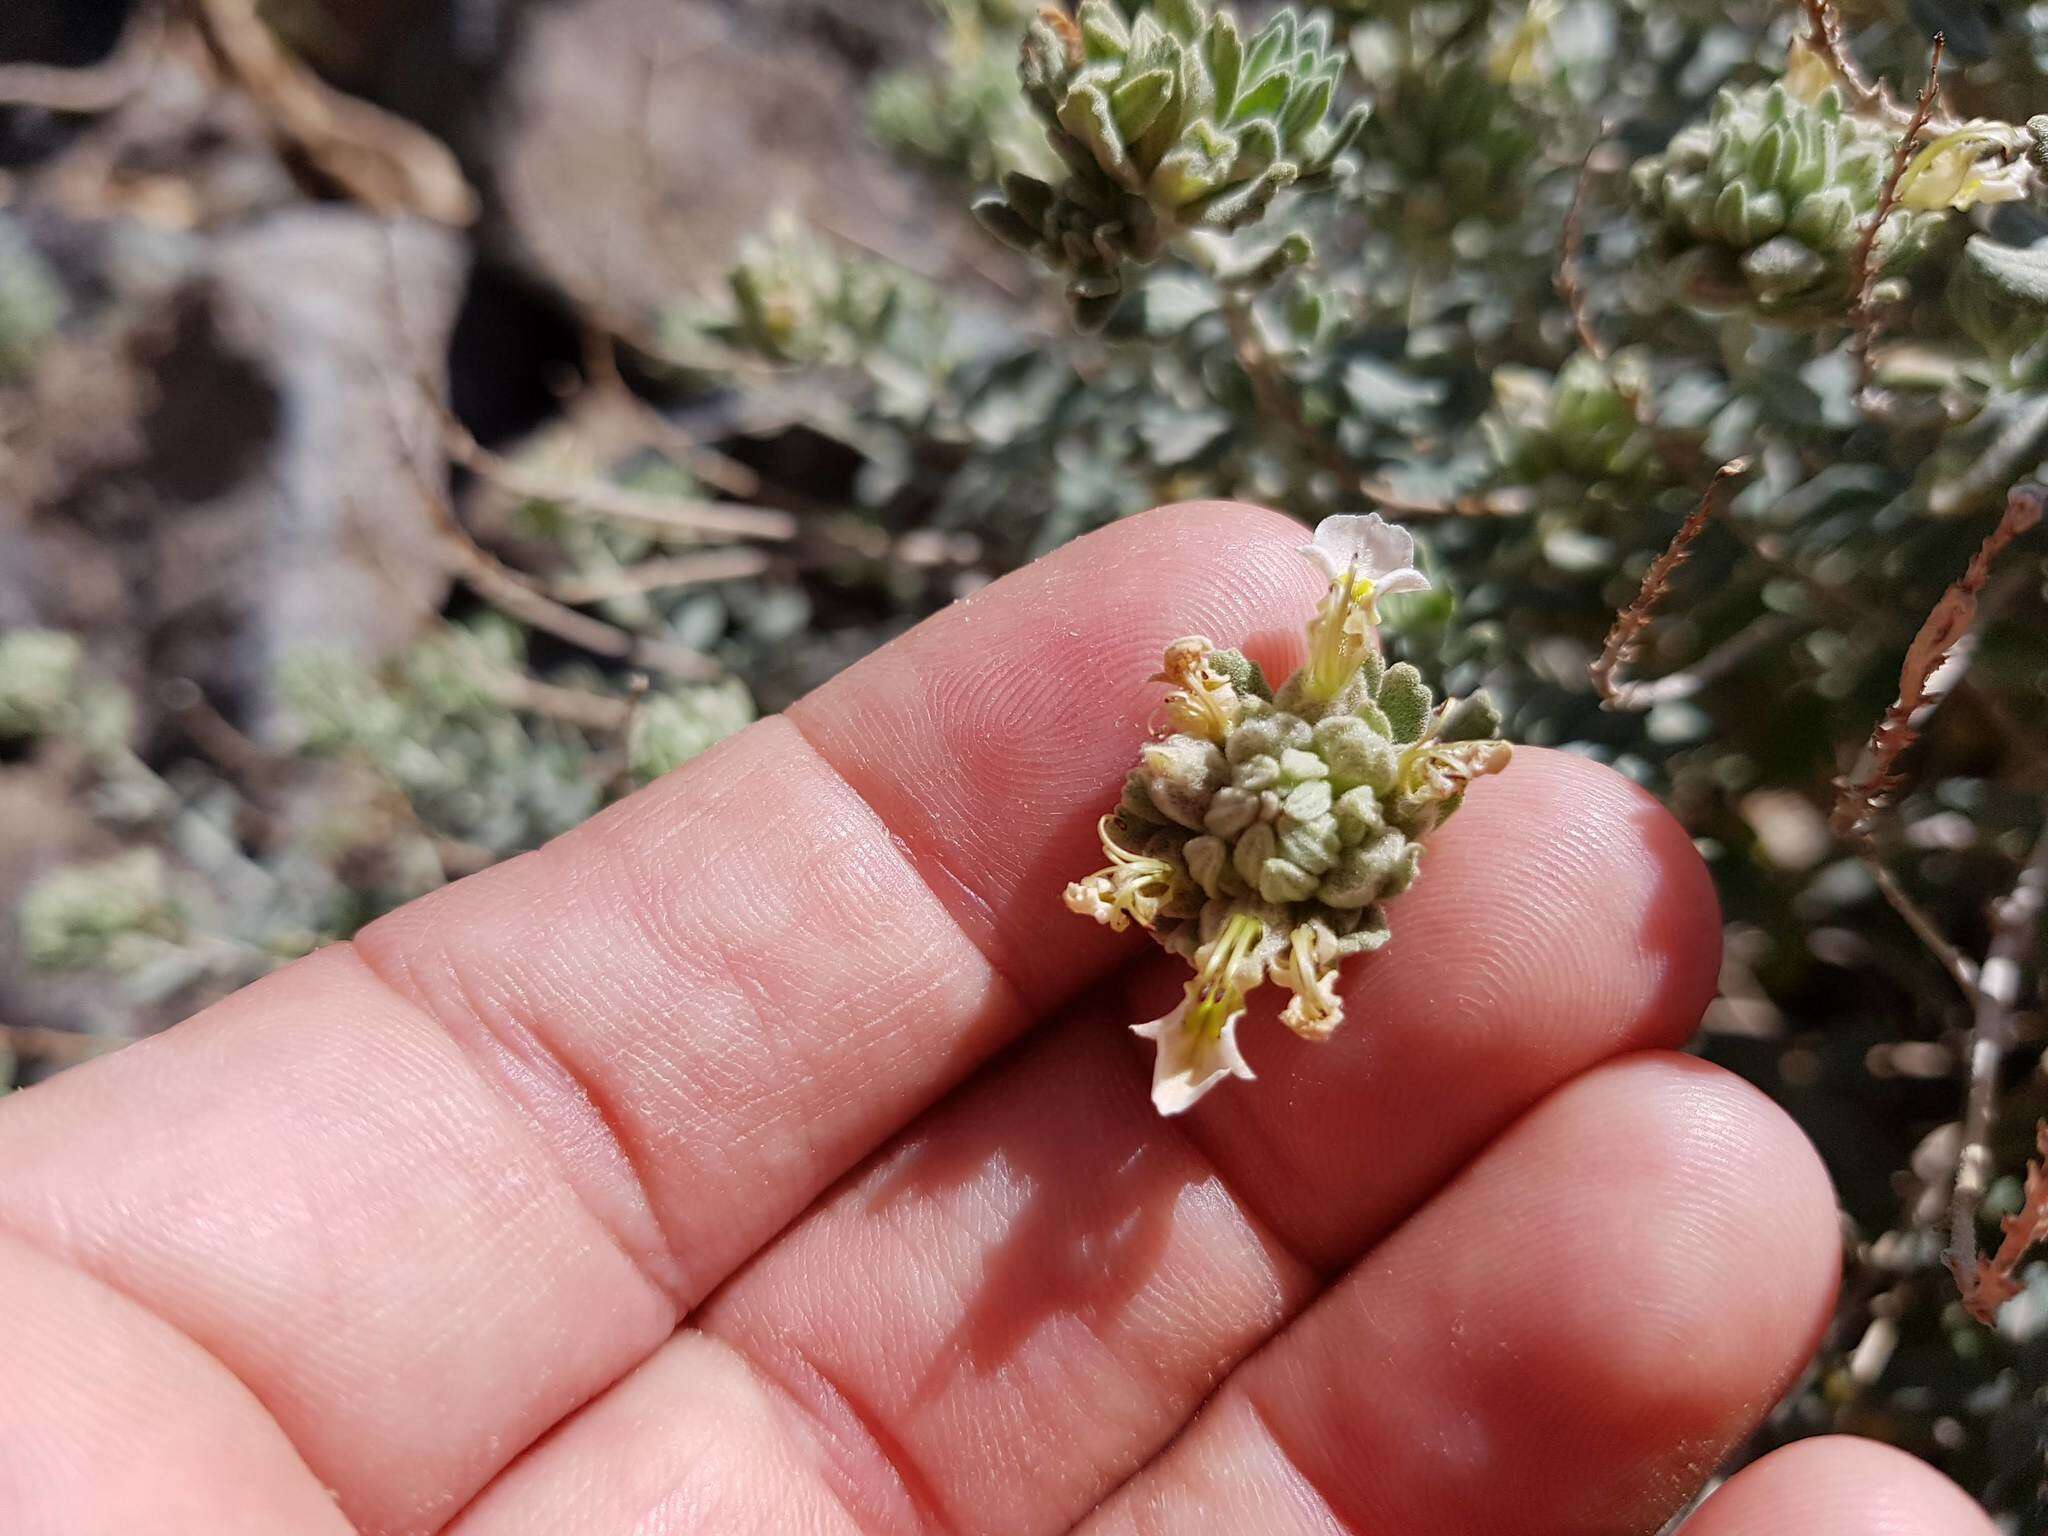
top-left (0, 503), bottom-right (1987, 1535)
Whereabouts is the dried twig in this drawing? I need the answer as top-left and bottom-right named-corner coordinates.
top-left (578, 329), bottom-right (767, 501)
top-left (1847, 36), bottom-right (1943, 401)
top-left (474, 665), bottom-right (634, 734)
top-left (549, 547), bottom-right (772, 605)
top-left (1600, 610), bottom-right (1795, 710)
top-left (190, 0), bottom-right (477, 225)
top-left (1556, 123), bottom-right (1615, 362)
top-left (1799, 0), bottom-right (1955, 131)
top-left (1591, 459), bottom-right (1752, 706)
top-left (1862, 856), bottom-right (1981, 1001)
top-left (1959, 1123), bottom-right (2048, 1325)
top-left (1218, 290), bottom-right (1355, 489)
top-left (415, 470), bottom-right (720, 680)
top-left (1949, 830), bottom-right (2048, 1321)
top-left (439, 409), bottom-right (798, 543)
top-left (1833, 483), bottom-right (2046, 840)
top-left (1358, 481), bottom-right (1531, 518)
top-left (0, 1), bottom-right (165, 114)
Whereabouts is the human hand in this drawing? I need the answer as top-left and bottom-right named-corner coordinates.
top-left (0, 504), bottom-right (1992, 1535)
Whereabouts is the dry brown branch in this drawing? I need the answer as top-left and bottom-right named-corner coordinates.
top-left (1800, 0), bottom-right (1956, 131)
top-left (1600, 610), bottom-right (1795, 710)
top-left (1358, 481), bottom-right (1532, 518)
top-left (439, 409), bottom-right (799, 543)
top-left (578, 330), bottom-right (767, 501)
top-left (1833, 483), bottom-right (2046, 840)
top-left (475, 665), bottom-right (634, 734)
top-left (1959, 1122), bottom-right (2048, 1325)
top-left (1556, 123), bottom-right (1614, 362)
top-left (190, 0), bottom-right (477, 225)
top-left (1863, 856), bottom-right (1981, 1000)
top-left (418, 478), bottom-right (720, 680)
top-left (0, 1), bottom-right (165, 114)
top-left (1591, 459), bottom-right (1752, 706)
top-left (1848, 36), bottom-right (1943, 401)
top-left (1949, 830), bottom-right (2048, 1322)
top-left (549, 547), bottom-right (773, 605)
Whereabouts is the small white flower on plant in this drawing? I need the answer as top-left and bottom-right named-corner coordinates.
top-left (1132, 909), bottom-right (1268, 1114)
top-left (1898, 129), bottom-right (2031, 213)
top-left (1299, 512), bottom-right (1431, 702)
top-left (1300, 512), bottom-right (1433, 608)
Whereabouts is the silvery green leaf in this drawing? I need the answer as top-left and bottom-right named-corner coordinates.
top-left (1111, 67), bottom-right (1176, 141)
top-left (1309, 102), bottom-right (1370, 171)
top-left (1177, 32), bottom-right (1218, 128)
top-left (1436, 694), bottom-right (1503, 743)
top-left (1209, 648), bottom-right (1272, 701)
top-left (973, 197), bottom-right (1043, 254)
top-left (1184, 163), bottom-right (1297, 230)
top-left (1741, 235), bottom-right (1827, 300)
top-left (1129, 12), bottom-right (1169, 63)
top-left (1278, 71), bottom-right (1333, 145)
top-left (1155, 0), bottom-right (1206, 43)
top-left (1342, 356), bottom-right (1448, 428)
top-left (1375, 664), bottom-right (1433, 743)
top-left (1788, 185), bottom-right (1855, 253)
top-left (1058, 80), bottom-right (1134, 183)
top-left (1078, 0), bottom-right (1130, 61)
top-left (1205, 12), bottom-right (1243, 112)
top-left (1241, 13), bottom-right (1289, 81)
top-left (1233, 115), bottom-right (1282, 175)
top-left (1228, 68), bottom-right (1290, 125)
top-left (1960, 234), bottom-right (2048, 311)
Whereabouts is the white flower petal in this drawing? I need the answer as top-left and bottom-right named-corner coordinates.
top-left (1300, 513), bottom-right (1378, 580)
top-left (1302, 512), bottom-right (1429, 594)
top-left (1132, 988), bottom-right (1256, 1115)
top-left (1374, 566), bottom-right (1432, 598)
top-left (1357, 515), bottom-right (1416, 580)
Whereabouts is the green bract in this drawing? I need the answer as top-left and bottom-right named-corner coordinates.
top-left (1631, 83), bottom-right (1950, 323)
top-left (1950, 234), bottom-right (2048, 382)
top-left (707, 218), bottom-right (952, 368)
top-left (1484, 348), bottom-right (1662, 503)
top-left (974, 0), bottom-right (1366, 329)
top-left (1067, 514), bottom-right (1509, 1114)
top-left (1358, 60), bottom-right (1541, 241)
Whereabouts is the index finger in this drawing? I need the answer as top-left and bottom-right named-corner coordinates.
top-left (0, 502), bottom-right (1322, 1535)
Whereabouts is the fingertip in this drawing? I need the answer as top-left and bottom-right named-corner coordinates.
top-left (1401, 745), bottom-right (1722, 1051)
top-left (1687, 1436), bottom-right (1997, 1535)
top-left (1543, 1054), bottom-right (1840, 1429)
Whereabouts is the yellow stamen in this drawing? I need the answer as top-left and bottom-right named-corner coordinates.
top-left (1302, 567), bottom-right (1380, 702)
top-left (1187, 910), bottom-right (1265, 1040)
top-left (1064, 816), bottom-right (1189, 931)
top-left (1153, 638), bottom-right (1240, 743)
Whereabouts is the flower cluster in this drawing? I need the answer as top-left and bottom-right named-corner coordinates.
top-left (707, 217), bottom-right (952, 368)
top-left (1483, 348), bottom-right (1663, 506)
top-left (1066, 514), bottom-right (1509, 1113)
top-left (973, 0), bottom-right (1366, 329)
top-left (1630, 82), bottom-right (1955, 322)
top-left (1355, 59), bottom-right (1542, 245)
